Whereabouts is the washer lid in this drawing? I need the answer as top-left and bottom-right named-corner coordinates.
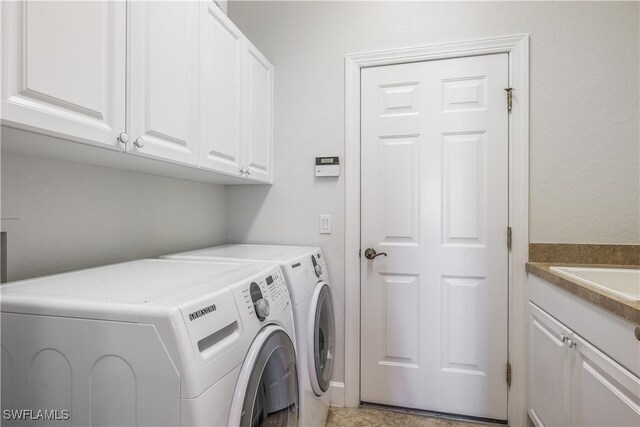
top-left (0, 259), bottom-right (272, 322)
top-left (167, 244), bottom-right (317, 264)
top-left (309, 282), bottom-right (335, 395)
top-left (1, 259), bottom-right (244, 302)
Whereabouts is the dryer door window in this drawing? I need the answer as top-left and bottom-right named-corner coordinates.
top-left (310, 282), bottom-right (335, 394)
top-left (239, 329), bottom-right (299, 427)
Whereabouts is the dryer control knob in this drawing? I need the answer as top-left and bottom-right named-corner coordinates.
top-left (254, 298), bottom-right (270, 320)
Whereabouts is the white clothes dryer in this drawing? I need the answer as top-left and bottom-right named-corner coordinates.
top-left (163, 245), bottom-right (335, 427)
top-left (1, 258), bottom-right (298, 427)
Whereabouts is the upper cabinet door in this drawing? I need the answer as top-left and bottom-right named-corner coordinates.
top-left (1, 0), bottom-right (126, 149)
top-left (128, 1), bottom-right (199, 165)
top-left (242, 40), bottom-right (273, 183)
top-left (198, 2), bottom-right (244, 176)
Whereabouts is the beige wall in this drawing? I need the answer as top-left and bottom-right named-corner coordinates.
top-left (1, 151), bottom-right (228, 282)
top-left (227, 1), bottom-right (640, 383)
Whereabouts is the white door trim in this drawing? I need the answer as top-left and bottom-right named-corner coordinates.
top-left (344, 34), bottom-right (529, 425)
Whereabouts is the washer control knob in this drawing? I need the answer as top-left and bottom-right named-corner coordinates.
top-left (254, 298), bottom-right (270, 320)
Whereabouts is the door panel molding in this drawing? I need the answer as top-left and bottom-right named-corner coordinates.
top-left (344, 34), bottom-right (529, 425)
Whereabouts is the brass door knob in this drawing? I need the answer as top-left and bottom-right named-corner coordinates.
top-left (364, 248), bottom-right (387, 260)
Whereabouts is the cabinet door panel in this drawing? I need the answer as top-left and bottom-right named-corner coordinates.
top-left (1, 0), bottom-right (126, 148)
top-left (199, 3), bottom-right (243, 175)
top-left (128, 1), bottom-right (199, 165)
top-left (529, 303), bottom-right (572, 427)
top-left (571, 333), bottom-right (640, 427)
top-left (243, 41), bottom-right (273, 183)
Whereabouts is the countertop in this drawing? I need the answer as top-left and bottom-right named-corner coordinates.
top-left (526, 262), bottom-right (640, 325)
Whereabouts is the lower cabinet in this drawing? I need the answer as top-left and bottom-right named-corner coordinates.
top-left (529, 302), bottom-right (640, 427)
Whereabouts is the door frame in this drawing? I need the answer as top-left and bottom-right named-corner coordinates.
top-left (343, 34), bottom-right (529, 425)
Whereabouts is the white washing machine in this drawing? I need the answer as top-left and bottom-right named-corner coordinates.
top-left (1, 258), bottom-right (299, 427)
top-left (163, 244), bottom-right (335, 427)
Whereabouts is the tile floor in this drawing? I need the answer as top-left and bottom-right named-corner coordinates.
top-left (326, 406), bottom-right (492, 427)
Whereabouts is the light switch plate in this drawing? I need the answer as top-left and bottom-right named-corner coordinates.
top-left (319, 215), bottom-right (331, 234)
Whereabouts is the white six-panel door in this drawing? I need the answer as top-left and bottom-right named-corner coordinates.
top-left (360, 53), bottom-right (509, 420)
top-left (1, 0), bottom-right (126, 148)
top-left (198, 2), bottom-right (244, 175)
top-left (128, 1), bottom-right (199, 165)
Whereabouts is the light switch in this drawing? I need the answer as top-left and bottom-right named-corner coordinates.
top-left (319, 215), bottom-right (331, 234)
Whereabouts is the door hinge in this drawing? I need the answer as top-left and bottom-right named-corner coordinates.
top-left (506, 227), bottom-right (512, 250)
top-left (505, 87), bottom-right (513, 111)
top-left (506, 362), bottom-right (512, 387)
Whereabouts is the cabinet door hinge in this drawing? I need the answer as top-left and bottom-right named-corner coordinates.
top-left (506, 227), bottom-right (512, 250)
top-left (506, 362), bottom-right (512, 387)
top-left (505, 87), bottom-right (513, 111)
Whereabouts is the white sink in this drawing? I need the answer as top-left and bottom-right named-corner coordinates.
top-left (550, 266), bottom-right (640, 302)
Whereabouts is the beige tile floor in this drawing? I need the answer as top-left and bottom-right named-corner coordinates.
top-left (326, 406), bottom-right (493, 427)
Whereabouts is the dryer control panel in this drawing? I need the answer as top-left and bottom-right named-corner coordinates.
top-left (240, 267), bottom-right (290, 321)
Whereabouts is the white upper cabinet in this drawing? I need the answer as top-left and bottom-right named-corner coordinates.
top-left (1, 0), bottom-right (126, 149)
top-left (242, 40), bottom-right (273, 183)
top-left (199, 2), bottom-right (244, 175)
top-left (199, 5), bottom-right (273, 183)
top-left (128, 0), bottom-right (200, 166)
top-left (1, 0), bottom-right (273, 184)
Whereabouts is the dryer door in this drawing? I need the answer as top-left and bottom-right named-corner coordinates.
top-left (308, 281), bottom-right (335, 395)
top-left (229, 325), bottom-right (299, 427)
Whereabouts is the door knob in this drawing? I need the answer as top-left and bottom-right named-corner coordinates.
top-left (134, 137), bottom-right (145, 148)
top-left (364, 248), bottom-right (387, 260)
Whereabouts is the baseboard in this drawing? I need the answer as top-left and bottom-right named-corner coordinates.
top-left (329, 381), bottom-right (345, 407)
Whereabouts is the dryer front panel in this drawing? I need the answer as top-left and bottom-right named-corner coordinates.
top-left (308, 282), bottom-right (335, 396)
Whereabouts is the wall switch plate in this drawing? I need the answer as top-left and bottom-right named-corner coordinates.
top-left (319, 215), bottom-right (331, 234)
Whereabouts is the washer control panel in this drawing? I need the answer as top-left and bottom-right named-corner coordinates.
top-left (241, 268), bottom-right (290, 321)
